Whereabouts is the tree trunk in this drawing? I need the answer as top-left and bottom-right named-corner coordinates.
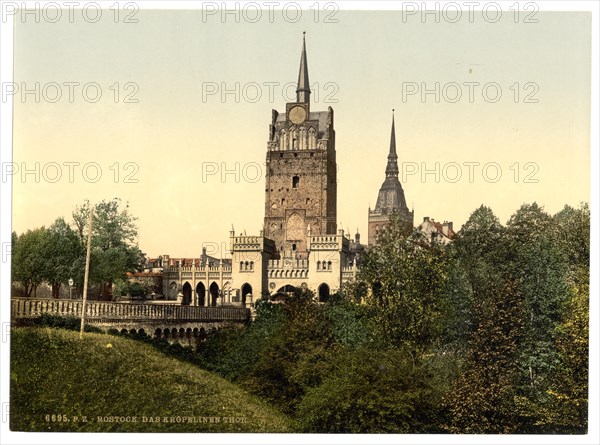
top-left (51, 283), bottom-right (61, 299)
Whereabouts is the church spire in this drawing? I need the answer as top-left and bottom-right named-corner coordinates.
top-left (296, 32), bottom-right (310, 103)
top-left (386, 109), bottom-right (399, 178)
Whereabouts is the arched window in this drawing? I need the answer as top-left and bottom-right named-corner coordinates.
top-left (281, 198), bottom-right (286, 206)
top-left (317, 261), bottom-right (321, 270)
top-left (309, 127), bottom-right (317, 150)
top-left (292, 176), bottom-right (300, 188)
top-left (250, 261), bottom-right (254, 271)
top-left (245, 261), bottom-right (249, 270)
top-left (240, 261), bottom-right (244, 270)
top-left (299, 127), bottom-right (306, 149)
top-left (279, 129), bottom-right (287, 150)
top-left (292, 243), bottom-right (297, 251)
top-left (328, 261), bottom-right (332, 270)
top-left (290, 126), bottom-right (298, 150)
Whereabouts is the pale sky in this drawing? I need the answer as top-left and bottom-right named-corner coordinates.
top-left (10, 8), bottom-right (591, 259)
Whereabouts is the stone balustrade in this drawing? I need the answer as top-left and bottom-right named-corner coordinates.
top-left (11, 298), bottom-right (249, 324)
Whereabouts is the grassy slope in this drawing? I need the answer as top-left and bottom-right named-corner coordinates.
top-left (10, 327), bottom-right (295, 433)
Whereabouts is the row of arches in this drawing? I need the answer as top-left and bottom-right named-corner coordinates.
top-left (180, 281), bottom-right (219, 306)
top-left (272, 283), bottom-right (330, 302)
top-left (118, 327), bottom-right (212, 339)
top-left (153, 326), bottom-right (209, 339)
top-left (176, 280), bottom-right (333, 305)
top-left (178, 281), bottom-right (254, 306)
top-left (279, 126), bottom-right (317, 151)
top-left (240, 261), bottom-right (254, 271)
top-left (316, 261), bottom-right (333, 271)
top-left (269, 269), bottom-right (308, 278)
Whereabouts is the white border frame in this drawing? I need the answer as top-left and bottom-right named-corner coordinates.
top-left (0, 2), bottom-right (598, 444)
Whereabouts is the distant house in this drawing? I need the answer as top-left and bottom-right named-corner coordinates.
top-left (415, 217), bottom-right (455, 245)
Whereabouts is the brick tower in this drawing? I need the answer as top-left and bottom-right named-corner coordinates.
top-left (263, 34), bottom-right (337, 259)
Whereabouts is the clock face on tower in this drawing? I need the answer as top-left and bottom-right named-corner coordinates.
top-left (288, 105), bottom-right (307, 124)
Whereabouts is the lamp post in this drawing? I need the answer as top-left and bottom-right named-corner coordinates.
top-left (68, 278), bottom-right (74, 300)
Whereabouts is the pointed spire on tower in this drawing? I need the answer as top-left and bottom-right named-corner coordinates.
top-left (296, 32), bottom-right (310, 103)
top-left (386, 109), bottom-right (399, 178)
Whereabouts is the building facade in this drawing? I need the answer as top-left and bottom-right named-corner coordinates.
top-left (157, 37), bottom-right (454, 307)
top-left (162, 35), bottom-right (356, 306)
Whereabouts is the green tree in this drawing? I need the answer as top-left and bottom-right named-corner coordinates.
top-left (515, 203), bottom-right (590, 433)
top-left (73, 198), bottom-right (145, 300)
top-left (339, 279), bottom-right (369, 304)
top-left (442, 206), bottom-right (526, 433)
top-left (358, 214), bottom-right (450, 358)
top-left (42, 217), bottom-right (82, 298)
top-left (12, 227), bottom-right (49, 297)
top-left (242, 288), bottom-right (336, 414)
top-left (444, 280), bottom-right (526, 433)
top-left (298, 347), bottom-right (445, 433)
top-left (505, 203), bottom-right (571, 429)
top-left (452, 205), bottom-right (506, 293)
top-left (114, 280), bottom-right (147, 299)
top-left (198, 295), bottom-right (287, 381)
top-left (439, 248), bottom-right (474, 355)
top-left (552, 203), bottom-right (590, 270)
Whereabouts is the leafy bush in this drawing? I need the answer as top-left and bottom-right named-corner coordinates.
top-left (34, 314), bottom-right (103, 333)
top-left (298, 348), bottom-right (446, 433)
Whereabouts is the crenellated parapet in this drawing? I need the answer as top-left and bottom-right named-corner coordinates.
top-left (307, 229), bottom-right (350, 254)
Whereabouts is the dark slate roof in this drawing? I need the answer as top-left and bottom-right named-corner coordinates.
top-left (374, 112), bottom-right (409, 214)
top-left (374, 177), bottom-right (409, 213)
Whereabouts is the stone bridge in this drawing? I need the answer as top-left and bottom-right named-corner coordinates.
top-left (11, 298), bottom-right (250, 347)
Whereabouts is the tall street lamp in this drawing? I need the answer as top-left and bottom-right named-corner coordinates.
top-left (68, 278), bottom-right (74, 300)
